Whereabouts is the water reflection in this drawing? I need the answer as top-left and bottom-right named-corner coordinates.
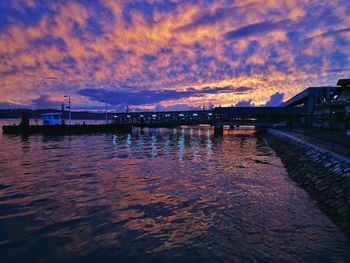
top-left (207, 130), bottom-right (213, 159)
top-left (0, 124), bottom-right (349, 262)
top-left (20, 134), bottom-right (31, 153)
top-left (42, 135), bottom-right (64, 143)
top-left (239, 135), bottom-right (247, 149)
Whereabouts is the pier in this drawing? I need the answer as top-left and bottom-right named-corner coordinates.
top-left (112, 106), bottom-right (302, 134)
top-left (2, 106), bottom-right (302, 135)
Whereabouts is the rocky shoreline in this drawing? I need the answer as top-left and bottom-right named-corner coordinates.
top-left (264, 129), bottom-right (350, 240)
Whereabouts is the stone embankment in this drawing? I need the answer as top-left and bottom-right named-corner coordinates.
top-left (265, 129), bottom-right (350, 239)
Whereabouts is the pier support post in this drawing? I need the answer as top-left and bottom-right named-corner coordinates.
top-left (214, 122), bottom-right (224, 135)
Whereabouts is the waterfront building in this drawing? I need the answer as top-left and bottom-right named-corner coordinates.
top-left (312, 79), bottom-right (350, 130)
top-left (333, 79), bottom-right (350, 132)
top-left (282, 86), bottom-right (336, 127)
top-left (283, 79), bottom-right (350, 130)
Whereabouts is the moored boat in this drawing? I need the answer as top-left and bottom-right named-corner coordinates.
top-left (2, 113), bottom-right (132, 135)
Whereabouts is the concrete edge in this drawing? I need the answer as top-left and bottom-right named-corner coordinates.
top-left (267, 129), bottom-right (350, 170)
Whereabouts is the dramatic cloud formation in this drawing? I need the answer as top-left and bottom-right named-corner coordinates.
top-left (264, 92), bottom-right (285, 107)
top-left (0, 0), bottom-right (349, 110)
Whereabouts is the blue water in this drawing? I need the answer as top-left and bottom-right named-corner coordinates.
top-left (0, 120), bottom-right (349, 262)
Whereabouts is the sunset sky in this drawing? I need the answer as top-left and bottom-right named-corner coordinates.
top-left (1, 0), bottom-right (349, 111)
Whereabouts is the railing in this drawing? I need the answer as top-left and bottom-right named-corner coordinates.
top-left (112, 111), bottom-right (215, 125)
top-left (111, 107), bottom-right (302, 127)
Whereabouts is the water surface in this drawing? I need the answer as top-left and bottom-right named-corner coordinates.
top-left (0, 120), bottom-right (349, 262)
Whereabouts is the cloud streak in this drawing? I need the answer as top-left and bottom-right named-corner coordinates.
top-left (225, 20), bottom-right (292, 40)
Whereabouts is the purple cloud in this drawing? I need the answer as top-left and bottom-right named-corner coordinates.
top-left (225, 20), bottom-right (291, 40)
top-left (235, 100), bottom-right (255, 107)
top-left (264, 92), bottom-right (284, 107)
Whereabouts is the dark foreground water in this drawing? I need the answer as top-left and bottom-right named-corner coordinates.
top-left (0, 122), bottom-right (350, 262)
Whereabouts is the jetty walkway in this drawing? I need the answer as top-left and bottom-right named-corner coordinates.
top-left (281, 129), bottom-right (350, 159)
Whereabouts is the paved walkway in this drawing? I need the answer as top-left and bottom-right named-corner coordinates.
top-left (278, 128), bottom-right (350, 159)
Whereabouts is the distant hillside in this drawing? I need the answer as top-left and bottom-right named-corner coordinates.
top-left (0, 109), bottom-right (110, 120)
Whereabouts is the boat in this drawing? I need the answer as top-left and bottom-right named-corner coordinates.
top-left (2, 113), bottom-right (132, 135)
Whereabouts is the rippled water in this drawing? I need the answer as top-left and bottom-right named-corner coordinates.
top-left (0, 120), bottom-right (350, 262)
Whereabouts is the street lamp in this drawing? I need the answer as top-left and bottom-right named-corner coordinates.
top-left (64, 95), bottom-right (71, 125)
top-left (329, 92), bottom-right (337, 130)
